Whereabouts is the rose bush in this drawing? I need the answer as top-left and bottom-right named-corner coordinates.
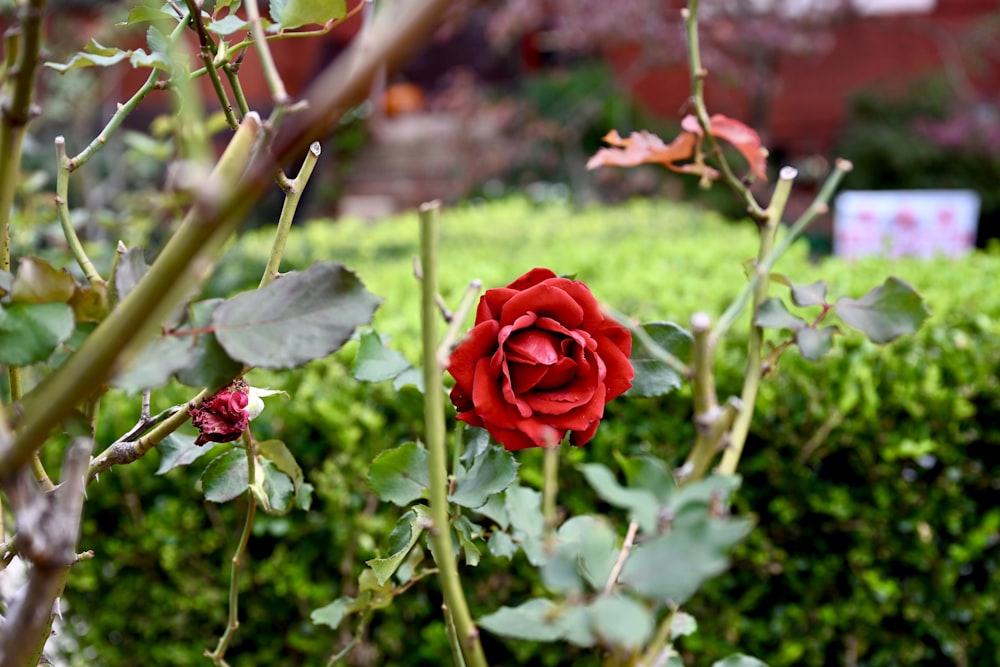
top-left (447, 267), bottom-right (633, 451)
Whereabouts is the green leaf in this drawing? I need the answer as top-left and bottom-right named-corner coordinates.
top-left (46, 40), bottom-right (133, 73)
top-left (69, 282), bottom-right (109, 323)
top-left (450, 444), bottom-right (519, 509)
top-left (711, 655), bottom-right (770, 667)
top-left (557, 515), bottom-right (619, 591)
top-left (366, 505), bottom-right (430, 585)
top-left (668, 474), bottom-right (742, 514)
top-left (11, 257), bottom-right (76, 304)
top-left (251, 458), bottom-right (295, 515)
top-left (392, 366), bottom-right (424, 392)
top-left (578, 463), bottom-right (659, 532)
top-left (487, 531), bottom-right (516, 560)
top-left (146, 25), bottom-right (170, 57)
top-left (207, 14), bottom-right (251, 35)
top-left (460, 427), bottom-right (491, 463)
top-left (834, 277), bottom-right (929, 344)
top-left (201, 448), bottom-right (249, 503)
top-left (156, 432), bottom-right (209, 475)
top-left (352, 330), bottom-right (411, 383)
top-left (175, 299), bottom-right (244, 389)
top-left (256, 439), bottom-right (304, 490)
top-left (116, 5), bottom-right (174, 26)
top-left (453, 515), bottom-right (482, 566)
top-left (620, 516), bottom-right (754, 605)
top-left (754, 298), bottom-right (806, 331)
top-left (478, 599), bottom-right (564, 642)
top-left (628, 321), bottom-right (692, 397)
top-left (795, 325), bottom-right (837, 361)
top-left (588, 594), bottom-right (655, 648)
top-left (671, 611), bottom-right (698, 639)
top-left (110, 335), bottom-right (197, 394)
top-left (275, 0), bottom-right (347, 29)
top-left (473, 493), bottom-right (509, 529)
top-left (505, 485), bottom-right (545, 565)
top-left (115, 247), bottom-right (150, 302)
top-left (213, 262), bottom-right (381, 369)
top-left (618, 454), bottom-right (675, 504)
top-left (368, 442), bottom-right (429, 507)
top-left (0, 302), bottom-right (75, 365)
top-left (311, 596), bottom-right (361, 630)
top-left (789, 279), bottom-right (828, 307)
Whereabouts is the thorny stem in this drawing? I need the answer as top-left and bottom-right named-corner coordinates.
top-left (55, 137), bottom-right (103, 286)
top-left (259, 142), bottom-right (322, 288)
top-left (185, 0), bottom-right (239, 130)
top-left (683, 0), bottom-right (767, 222)
top-left (244, 0), bottom-right (290, 105)
top-left (606, 306), bottom-right (691, 379)
top-left (604, 519), bottom-right (639, 594)
top-left (208, 432), bottom-right (257, 665)
top-left (419, 201), bottom-right (489, 667)
top-left (681, 312), bottom-right (724, 481)
top-left (437, 279), bottom-right (484, 368)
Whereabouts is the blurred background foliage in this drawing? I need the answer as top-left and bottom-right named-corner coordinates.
top-left (56, 198), bottom-right (1000, 666)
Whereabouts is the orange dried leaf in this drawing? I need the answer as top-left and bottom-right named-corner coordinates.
top-left (680, 114), bottom-right (769, 182)
top-left (586, 129), bottom-right (698, 172)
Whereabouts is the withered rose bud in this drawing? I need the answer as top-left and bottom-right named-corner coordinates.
top-left (190, 383), bottom-right (251, 446)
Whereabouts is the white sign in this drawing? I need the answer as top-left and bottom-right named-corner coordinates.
top-left (833, 190), bottom-right (980, 259)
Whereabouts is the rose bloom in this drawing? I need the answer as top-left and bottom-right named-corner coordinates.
top-left (190, 388), bottom-right (250, 446)
top-left (448, 268), bottom-right (633, 451)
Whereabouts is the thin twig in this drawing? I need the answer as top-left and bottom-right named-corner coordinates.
top-left (604, 519), bottom-right (640, 595)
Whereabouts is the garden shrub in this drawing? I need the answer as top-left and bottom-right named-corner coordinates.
top-left (67, 198), bottom-right (1000, 665)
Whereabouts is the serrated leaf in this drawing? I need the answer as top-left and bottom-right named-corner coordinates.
top-left (795, 325), bottom-right (837, 361)
top-left (156, 432), bottom-right (209, 474)
top-left (146, 25), bottom-right (170, 56)
top-left (115, 247), bottom-right (150, 302)
top-left (175, 299), bottom-right (244, 389)
top-left (620, 516), bottom-right (754, 605)
top-left (754, 298), bottom-right (806, 331)
top-left (834, 277), bottom-right (929, 344)
top-left (368, 442), bottom-right (429, 506)
top-left (450, 444), bottom-right (518, 509)
top-left (628, 321), bottom-right (692, 397)
top-left (618, 454), bottom-right (675, 504)
top-left (453, 515), bottom-right (482, 566)
top-left (116, 5), bottom-right (174, 26)
top-left (789, 279), bottom-right (828, 307)
top-left (711, 655), bottom-right (770, 667)
top-left (310, 596), bottom-right (358, 630)
top-left (473, 493), bottom-right (509, 529)
top-left (251, 458), bottom-right (295, 515)
top-left (46, 40), bottom-right (132, 73)
top-left (588, 594), bottom-right (655, 648)
top-left (11, 257), bottom-right (76, 304)
top-left (213, 262), bottom-right (380, 369)
top-left (366, 505), bottom-right (430, 585)
top-left (578, 463), bottom-right (658, 532)
top-left (275, 0), bottom-right (347, 29)
top-left (69, 282), bottom-right (109, 322)
top-left (201, 448), bottom-right (249, 503)
top-left (392, 366), bottom-right (424, 392)
top-left (487, 531), bottom-right (516, 560)
top-left (353, 330), bottom-right (411, 382)
top-left (460, 427), bottom-right (491, 463)
top-left (208, 14), bottom-right (250, 35)
top-left (671, 611), bottom-right (698, 639)
top-left (111, 335), bottom-right (197, 394)
top-left (478, 599), bottom-right (563, 642)
top-left (129, 48), bottom-right (171, 70)
top-left (557, 516), bottom-right (619, 591)
top-left (0, 302), bottom-right (75, 365)
top-left (256, 439), bottom-right (304, 490)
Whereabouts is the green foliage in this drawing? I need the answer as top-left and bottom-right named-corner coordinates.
top-left (67, 199), bottom-right (1000, 665)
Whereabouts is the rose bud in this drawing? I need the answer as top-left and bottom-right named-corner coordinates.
top-left (448, 268), bottom-right (633, 451)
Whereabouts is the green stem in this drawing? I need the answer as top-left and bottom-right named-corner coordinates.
top-left (244, 0), bottom-right (290, 105)
top-left (55, 137), bottom-right (103, 285)
top-left (184, 0), bottom-right (239, 130)
top-left (209, 432), bottom-right (257, 665)
top-left (682, 312), bottom-right (721, 481)
top-left (223, 63), bottom-right (250, 118)
top-left (68, 14), bottom-right (190, 171)
top-left (0, 0), bottom-right (46, 276)
top-left (683, 0), bottom-right (766, 221)
top-left (3, 114), bottom-right (262, 478)
top-left (259, 141), bottom-right (321, 288)
top-left (718, 168), bottom-right (795, 475)
top-left (542, 442), bottom-right (559, 539)
top-left (419, 201), bottom-right (489, 667)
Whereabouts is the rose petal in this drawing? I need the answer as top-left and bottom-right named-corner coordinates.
top-left (542, 278), bottom-right (605, 329)
top-left (471, 357), bottom-right (519, 430)
top-left (569, 417), bottom-right (601, 447)
top-left (507, 267), bottom-right (557, 291)
top-left (535, 356), bottom-right (578, 390)
top-left (499, 284), bottom-right (585, 329)
top-left (508, 361), bottom-right (549, 394)
top-left (448, 320), bottom-right (500, 390)
top-left (504, 329), bottom-right (563, 365)
top-left (477, 287), bottom-right (518, 322)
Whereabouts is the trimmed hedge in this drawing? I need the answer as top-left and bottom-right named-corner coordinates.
top-left (63, 198), bottom-right (1000, 666)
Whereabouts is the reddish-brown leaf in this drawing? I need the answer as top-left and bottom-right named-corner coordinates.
top-left (586, 129), bottom-right (717, 179)
top-left (681, 114), bottom-right (768, 181)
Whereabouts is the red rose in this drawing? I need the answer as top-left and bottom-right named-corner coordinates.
top-left (190, 389), bottom-right (250, 446)
top-left (448, 268), bottom-right (633, 451)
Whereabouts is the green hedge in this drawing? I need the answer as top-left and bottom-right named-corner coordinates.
top-left (62, 198), bottom-right (1000, 666)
